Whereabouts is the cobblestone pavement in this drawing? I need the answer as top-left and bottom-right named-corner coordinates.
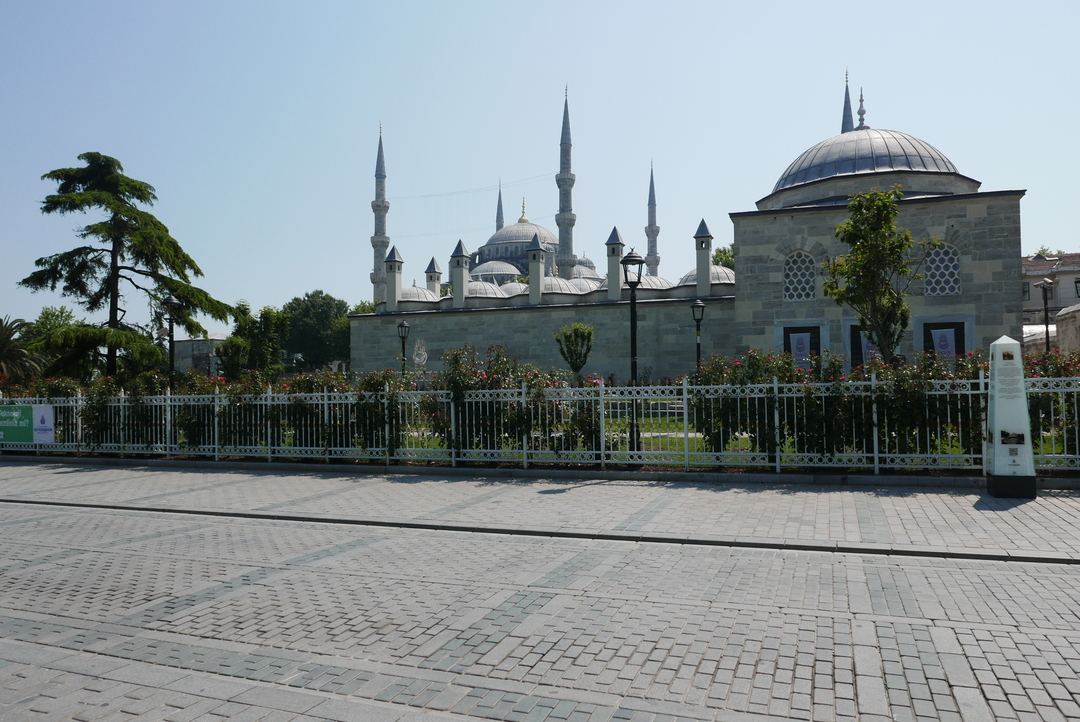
top-left (1, 461), bottom-right (1079, 721)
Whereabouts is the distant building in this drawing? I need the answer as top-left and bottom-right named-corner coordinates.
top-left (351, 82), bottom-right (1025, 378)
top-left (174, 335), bottom-right (227, 376)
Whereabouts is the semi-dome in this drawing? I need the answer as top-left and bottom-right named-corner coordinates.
top-left (471, 260), bottom-right (520, 281)
top-left (570, 277), bottom-right (602, 292)
top-left (678, 265), bottom-right (735, 287)
top-left (773, 127), bottom-right (958, 193)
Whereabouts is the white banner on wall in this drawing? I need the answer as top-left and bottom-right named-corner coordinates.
top-left (931, 328), bottom-right (956, 357)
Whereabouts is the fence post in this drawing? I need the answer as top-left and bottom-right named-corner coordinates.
top-left (979, 368), bottom-right (987, 475)
top-left (384, 383), bottom-right (390, 467)
top-left (522, 381), bottom-right (529, 469)
top-left (324, 387), bottom-right (330, 464)
top-left (683, 378), bottom-right (690, 471)
top-left (450, 393), bottom-right (457, 468)
top-left (871, 372), bottom-right (880, 475)
top-left (119, 388), bottom-right (126, 457)
top-left (77, 390), bottom-right (84, 456)
top-left (772, 377), bottom-right (781, 474)
top-left (599, 380), bottom-right (606, 470)
top-left (214, 387), bottom-right (220, 461)
top-left (165, 388), bottom-right (172, 459)
top-left (266, 385), bottom-right (272, 463)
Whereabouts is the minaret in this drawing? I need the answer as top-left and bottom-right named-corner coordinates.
top-left (555, 91), bottom-right (577, 279)
top-left (644, 166), bottom-right (660, 276)
top-left (370, 130), bottom-right (390, 304)
top-left (495, 184), bottom-right (504, 231)
top-left (841, 73), bottom-right (854, 134)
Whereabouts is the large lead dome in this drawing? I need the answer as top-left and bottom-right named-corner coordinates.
top-left (773, 127), bottom-right (958, 193)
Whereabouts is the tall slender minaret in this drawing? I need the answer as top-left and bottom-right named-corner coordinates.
top-left (555, 91), bottom-right (577, 279)
top-left (841, 73), bottom-right (854, 134)
top-left (370, 130), bottom-right (390, 304)
top-left (644, 166), bottom-right (660, 276)
top-left (495, 183), bottom-right (504, 231)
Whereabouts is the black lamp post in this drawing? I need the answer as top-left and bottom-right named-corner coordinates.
top-left (621, 249), bottom-right (645, 452)
top-left (691, 299), bottom-right (705, 367)
top-left (397, 320), bottom-right (410, 377)
top-left (1034, 278), bottom-right (1055, 354)
top-left (162, 295), bottom-right (182, 387)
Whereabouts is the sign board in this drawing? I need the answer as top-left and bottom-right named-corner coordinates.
top-left (0, 405), bottom-right (55, 444)
top-left (985, 336), bottom-right (1036, 498)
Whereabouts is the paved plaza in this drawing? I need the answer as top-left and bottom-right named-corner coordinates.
top-left (1, 461), bottom-right (1080, 721)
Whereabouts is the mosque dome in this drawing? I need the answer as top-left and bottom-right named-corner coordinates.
top-left (466, 281), bottom-right (507, 298)
top-left (500, 281), bottom-right (529, 296)
top-left (400, 284), bottom-right (439, 302)
top-left (482, 214), bottom-right (558, 252)
top-left (570, 277), bottom-right (602, 292)
top-left (540, 276), bottom-right (581, 294)
top-left (471, 260), bottom-right (521, 282)
top-left (571, 257), bottom-right (601, 280)
top-left (597, 275), bottom-right (674, 291)
top-left (773, 127), bottom-right (958, 193)
top-left (678, 265), bottom-right (735, 287)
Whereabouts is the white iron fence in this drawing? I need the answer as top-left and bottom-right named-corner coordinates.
top-left (2, 377), bottom-right (1079, 472)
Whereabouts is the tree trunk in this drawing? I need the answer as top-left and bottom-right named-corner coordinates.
top-left (106, 226), bottom-right (122, 377)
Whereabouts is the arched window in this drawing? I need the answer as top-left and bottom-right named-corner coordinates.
top-left (923, 243), bottom-right (961, 296)
top-left (783, 251), bottom-right (816, 301)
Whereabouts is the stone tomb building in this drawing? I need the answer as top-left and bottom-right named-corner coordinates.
top-left (350, 84), bottom-right (1024, 378)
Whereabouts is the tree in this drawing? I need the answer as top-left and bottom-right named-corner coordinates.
top-left (822, 188), bottom-right (936, 364)
top-left (554, 322), bottom-right (594, 378)
top-left (20, 152), bottom-right (231, 376)
top-left (1033, 245), bottom-right (1066, 256)
top-left (0, 317), bottom-right (43, 385)
top-left (711, 244), bottom-right (734, 270)
top-left (218, 302), bottom-right (290, 380)
top-left (282, 291), bottom-right (349, 371)
top-left (16, 306), bottom-right (99, 383)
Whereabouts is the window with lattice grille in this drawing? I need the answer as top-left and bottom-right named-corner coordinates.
top-left (783, 251), bottom-right (816, 301)
top-left (923, 244), bottom-right (961, 296)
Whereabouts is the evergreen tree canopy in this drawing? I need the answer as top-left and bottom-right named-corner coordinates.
top-left (20, 152), bottom-right (231, 376)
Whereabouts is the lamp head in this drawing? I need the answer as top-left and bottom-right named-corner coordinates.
top-left (621, 249), bottom-right (645, 288)
top-left (691, 299), bottom-right (705, 322)
top-left (397, 320), bottom-right (411, 340)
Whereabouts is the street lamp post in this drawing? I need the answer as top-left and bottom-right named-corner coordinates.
top-left (397, 320), bottom-right (410, 377)
top-left (691, 300), bottom-right (705, 367)
top-left (162, 295), bottom-right (182, 388)
top-left (621, 249), bottom-right (645, 453)
top-left (1033, 278), bottom-right (1056, 355)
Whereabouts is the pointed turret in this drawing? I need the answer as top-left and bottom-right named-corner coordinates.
top-left (370, 130), bottom-right (390, 304)
top-left (556, 92), bottom-right (577, 279)
top-left (451, 240), bottom-right (470, 308)
top-left (606, 227), bottom-right (625, 301)
top-left (384, 245), bottom-right (403, 312)
top-left (644, 166), bottom-right (660, 276)
top-left (694, 220), bottom-right (713, 298)
top-left (841, 76), bottom-right (854, 134)
top-left (425, 257), bottom-right (442, 296)
top-left (495, 184), bottom-right (504, 231)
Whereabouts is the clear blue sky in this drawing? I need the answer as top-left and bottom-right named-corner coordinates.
top-left (2, 1), bottom-right (1076, 337)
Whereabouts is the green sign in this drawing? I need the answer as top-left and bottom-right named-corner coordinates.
top-left (0, 405), bottom-right (55, 443)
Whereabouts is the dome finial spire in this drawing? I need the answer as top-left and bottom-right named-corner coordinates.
top-left (519, 198), bottom-right (528, 223)
top-left (841, 74), bottom-right (854, 133)
top-left (856, 88), bottom-right (868, 129)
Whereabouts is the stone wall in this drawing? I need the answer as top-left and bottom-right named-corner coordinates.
top-left (730, 190), bottom-right (1025, 357)
top-left (350, 296), bottom-right (734, 382)
top-left (1057, 304), bottom-right (1080, 354)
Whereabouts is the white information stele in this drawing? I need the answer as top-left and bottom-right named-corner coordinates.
top-left (986, 336), bottom-right (1035, 477)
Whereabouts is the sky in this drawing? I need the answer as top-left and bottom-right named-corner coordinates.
top-left (2, 1), bottom-right (1077, 338)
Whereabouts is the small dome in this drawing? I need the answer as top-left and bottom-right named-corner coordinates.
top-left (399, 285), bottom-right (440, 302)
top-left (482, 220), bottom-right (558, 251)
top-left (597, 275), bottom-right (674, 291)
top-left (678, 265), bottom-right (735, 286)
top-left (540, 276), bottom-right (581, 294)
top-left (577, 254), bottom-right (597, 271)
top-left (571, 262), bottom-right (602, 280)
top-left (500, 281), bottom-right (529, 296)
top-left (570, 277), bottom-right (602, 292)
top-left (466, 280), bottom-right (507, 298)
top-left (773, 127), bottom-right (958, 193)
top-left (471, 260), bottom-right (521, 280)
